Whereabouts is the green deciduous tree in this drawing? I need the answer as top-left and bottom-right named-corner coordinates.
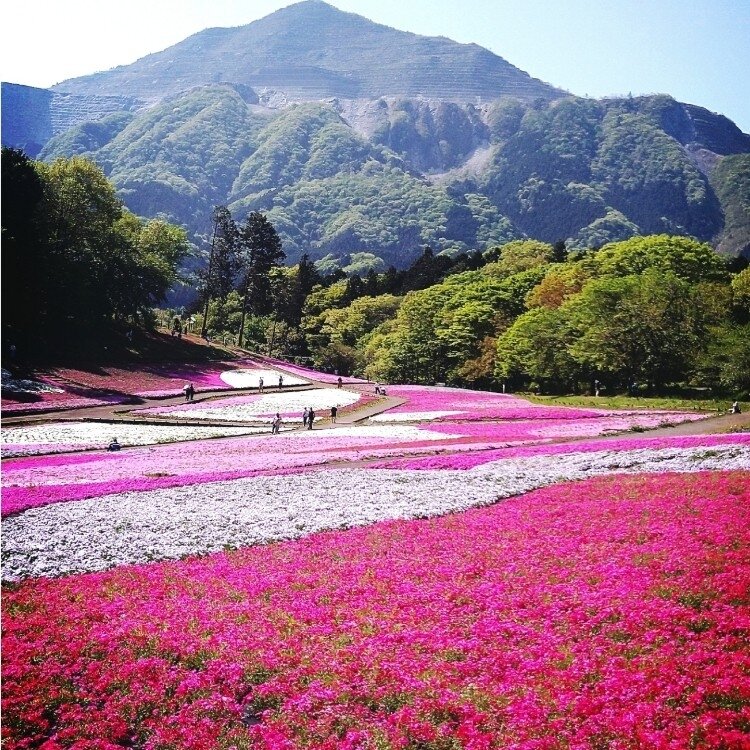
top-left (2, 150), bottom-right (187, 354)
top-left (592, 234), bottom-right (728, 283)
top-left (495, 306), bottom-right (577, 392)
top-left (566, 269), bottom-right (720, 389)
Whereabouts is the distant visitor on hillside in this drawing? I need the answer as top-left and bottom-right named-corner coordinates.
top-left (172, 317), bottom-right (182, 338)
top-left (278, 375), bottom-right (284, 390)
top-left (308, 408), bottom-right (315, 429)
top-left (258, 376), bottom-right (264, 393)
top-left (107, 437), bottom-right (121, 452)
top-left (303, 407), bottom-right (310, 427)
top-left (182, 382), bottom-right (195, 402)
top-left (330, 406), bottom-right (338, 423)
top-left (731, 401), bottom-right (742, 414)
top-left (337, 376), bottom-right (343, 389)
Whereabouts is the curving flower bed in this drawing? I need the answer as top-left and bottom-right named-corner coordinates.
top-left (1, 422), bottom-right (268, 458)
top-left (1, 392), bottom-right (129, 413)
top-left (4, 442), bottom-right (748, 579)
top-left (370, 432), bottom-right (750, 470)
top-left (137, 388), bottom-right (362, 421)
top-left (31, 360), bottom-right (293, 399)
top-left (218, 368), bottom-right (307, 389)
top-left (0, 425), bottom-right (458, 516)
top-left (375, 385), bottom-right (713, 425)
top-left (2, 470), bottom-right (749, 749)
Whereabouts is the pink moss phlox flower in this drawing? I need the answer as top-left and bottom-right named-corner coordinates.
top-left (246, 353), bottom-right (369, 384)
top-left (369, 432), bottom-right (750, 470)
top-left (2, 471), bottom-right (748, 748)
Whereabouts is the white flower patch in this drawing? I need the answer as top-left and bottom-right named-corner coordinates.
top-left (370, 411), bottom-right (463, 422)
top-left (1, 368), bottom-right (64, 394)
top-left (157, 388), bottom-right (361, 421)
top-left (4, 444), bottom-right (748, 580)
top-left (282, 424), bottom-right (451, 441)
top-left (1, 421), bottom-right (266, 457)
top-left (220, 368), bottom-right (308, 389)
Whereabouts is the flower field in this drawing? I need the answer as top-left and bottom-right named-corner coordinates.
top-left (1, 361), bottom-right (296, 415)
top-left (1, 421), bottom-right (268, 458)
top-left (371, 385), bottom-right (710, 424)
top-left (1, 368), bottom-right (131, 413)
top-left (137, 388), bottom-right (362, 421)
top-left (2, 362), bottom-right (749, 749)
top-left (248, 354), bottom-right (370, 384)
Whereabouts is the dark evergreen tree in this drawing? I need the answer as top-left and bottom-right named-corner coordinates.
top-left (343, 274), bottom-right (365, 304)
top-left (286, 253), bottom-right (321, 326)
top-left (200, 206), bottom-right (239, 337)
top-left (552, 240), bottom-right (568, 263)
top-left (236, 212), bottom-right (285, 346)
top-left (364, 268), bottom-right (380, 297)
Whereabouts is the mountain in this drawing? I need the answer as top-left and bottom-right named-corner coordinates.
top-left (47, 0), bottom-right (562, 105)
top-left (3, 1), bottom-right (749, 272)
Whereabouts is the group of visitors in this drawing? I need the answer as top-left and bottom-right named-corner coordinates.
top-left (182, 382), bottom-right (195, 401)
top-left (302, 407), bottom-right (316, 429)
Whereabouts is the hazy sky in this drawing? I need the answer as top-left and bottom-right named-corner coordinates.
top-left (2, 0), bottom-right (749, 132)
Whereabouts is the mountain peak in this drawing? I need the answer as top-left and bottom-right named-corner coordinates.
top-left (51, 3), bottom-right (562, 105)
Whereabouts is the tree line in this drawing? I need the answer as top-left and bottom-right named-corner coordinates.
top-left (2, 148), bottom-right (188, 357)
top-left (3, 150), bottom-right (748, 398)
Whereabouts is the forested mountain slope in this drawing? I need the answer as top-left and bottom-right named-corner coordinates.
top-left (3, 1), bottom-right (749, 268)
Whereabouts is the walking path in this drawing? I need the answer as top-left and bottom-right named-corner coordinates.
top-left (1, 379), bottom-right (408, 430)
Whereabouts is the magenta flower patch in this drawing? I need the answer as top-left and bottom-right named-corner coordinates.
top-left (2, 471), bottom-right (749, 749)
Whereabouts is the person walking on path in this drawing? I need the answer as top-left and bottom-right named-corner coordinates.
top-left (302, 407), bottom-right (310, 427)
top-left (278, 375), bottom-right (284, 390)
top-left (330, 405), bottom-right (338, 423)
top-left (186, 383), bottom-right (195, 401)
top-left (307, 408), bottom-right (315, 430)
top-left (337, 376), bottom-right (343, 389)
top-left (271, 412), bottom-right (283, 434)
top-left (258, 376), bottom-right (264, 393)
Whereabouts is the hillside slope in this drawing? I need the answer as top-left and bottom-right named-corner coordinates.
top-left (3, 1), bottom-right (749, 269)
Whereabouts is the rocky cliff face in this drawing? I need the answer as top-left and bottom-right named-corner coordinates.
top-left (2, 83), bottom-right (143, 157)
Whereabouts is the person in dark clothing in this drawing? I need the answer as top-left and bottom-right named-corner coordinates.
top-left (330, 406), bottom-right (338, 423)
top-left (107, 437), bottom-right (121, 452)
top-left (307, 408), bottom-right (315, 429)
